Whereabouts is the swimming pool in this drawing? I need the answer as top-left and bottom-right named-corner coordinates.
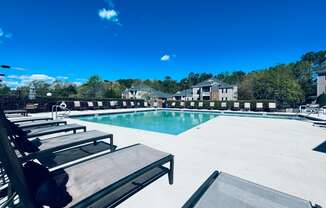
top-left (75, 110), bottom-right (218, 135)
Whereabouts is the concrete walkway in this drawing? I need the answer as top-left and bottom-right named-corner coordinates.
top-left (32, 109), bottom-right (326, 207)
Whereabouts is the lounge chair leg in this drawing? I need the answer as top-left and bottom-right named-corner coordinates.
top-left (168, 158), bottom-right (174, 185)
top-left (0, 166), bottom-right (6, 185)
top-left (110, 136), bottom-right (114, 152)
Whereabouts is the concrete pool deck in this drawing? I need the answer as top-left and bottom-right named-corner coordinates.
top-left (31, 108), bottom-right (326, 207)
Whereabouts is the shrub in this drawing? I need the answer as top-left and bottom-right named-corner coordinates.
top-left (317, 94), bottom-right (326, 107)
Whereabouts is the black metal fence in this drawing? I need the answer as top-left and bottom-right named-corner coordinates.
top-left (166, 100), bottom-right (277, 111)
top-left (0, 96), bottom-right (145, 112)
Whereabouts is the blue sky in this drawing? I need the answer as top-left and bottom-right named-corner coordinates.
top-left (0, 0), bottom-right (326, 88)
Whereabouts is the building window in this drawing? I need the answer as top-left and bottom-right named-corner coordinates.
top-left (225, 97), bottom-right (228, 101)
top-left (222, 89), bottom-right (224, 93)
top-left (222, 97), bottom-right (224, 101)
top-left (202, 86), bottom-right (210, 92)
top-left (226, 88), bottom-right (228, 93)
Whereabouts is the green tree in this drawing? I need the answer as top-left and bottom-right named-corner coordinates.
top-left (31, 81), bottom-right (51, 97)
top-left (0, 84), bottom-right (11, 96)
top-left (52, 80), bottom-right (78, 98)
top-left (16, 86), bottom-right (29, 98)
top-left (238, 75), bottom-right (254, 100)
top-left (301, 50), bottom-right (326, 66)
top-left (250, 65), bottom-right (304, 107)
top-left (78, 75), bottom-right (104, 98)
top-left (317, 93), bottom-right (326, 106)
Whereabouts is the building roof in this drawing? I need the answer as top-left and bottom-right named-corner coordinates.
top-left (124, 83), bottom-right (171, 98)
top-left (151, 90), bottom-right (172, 98)
top-left (128, 83), bottom-right (155, 92)
top-left (172, 88), bottom-right (193, 97)
top-left (192, 78), bottom-right (233, 88)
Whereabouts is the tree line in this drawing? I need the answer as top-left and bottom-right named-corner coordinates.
top-left (0, 50), bottom-right (325, 108)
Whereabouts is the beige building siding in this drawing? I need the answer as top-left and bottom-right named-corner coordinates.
top-left (218, 86), bottom-right (238, 101)
top-left (191, 85), bottom-right (237, 101)
top-left (211, 90), bottom-right (219, 100)
top-left (317, 74), bottom-right (326, 97)
top-left (122, 90), bottom-right (151, 100)
top-left (192, 88), bottom-right (200, 100)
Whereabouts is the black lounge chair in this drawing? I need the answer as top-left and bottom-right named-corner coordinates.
top-left (0, 122), bottom-right (174, 208)
top-left (9, 117), bottom-right (53, 123)
top-left (17, 120), bottom-right (67, 129)
top-left (17, 130), bottom-right (115, 162)
top-left (4, 109), bottom-right (28, 116)
top-left (1, 117), bottom-right (115, 169)
top-left (1, 108), bottom-right (52, 124)
top-left (1, 109), bottom-right (86, 139)
top-left (183, 171), bottom-right (317, 208)
top-left (313, 121), bottom-right (326, 127)
top-left (26, 124), bottom-right (86, 139)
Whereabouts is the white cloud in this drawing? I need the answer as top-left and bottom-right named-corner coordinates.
top-left (98, 0), bottom-right (121, 25)
top-left (72, 81), bottom-right (82, 86)
top-left (2, 80), bottom-right (20, 88)
top-left (160, 54), bottom-right (171, 62)
top-left (4, 33), bottom-right (12, 39)
top-left (0, 27), bottom-right (12, 43)
top-left (3, 73), bottom-right (88, 89)
top-left (56, 76), bottom-right (68, 80)
top-left (21, 74), bottom-right (55, 82)
top-left (76, 78), bottom-right (87, 82)
top-left (7, 75), bottom-right (19, 79)
top-left (99, 8), bottom-right (118, 22)
top-left (4, 74), bottom-right (56, 88)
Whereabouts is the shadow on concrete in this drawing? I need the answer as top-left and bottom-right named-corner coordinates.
top-left (313, 141), bottom-right (326, 154)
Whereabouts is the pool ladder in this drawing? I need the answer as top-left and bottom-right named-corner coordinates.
top-left (51, 102), bottom-right (70, 119)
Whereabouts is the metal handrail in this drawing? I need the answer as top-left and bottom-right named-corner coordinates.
top-left (51, 102), bottom-right (71, 119)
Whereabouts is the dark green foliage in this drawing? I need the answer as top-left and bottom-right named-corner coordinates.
top-left (0, 84), bottom-right (11, 96)
top-left (317, 94), bottom-right (326, 107)
top-left (1, 50), bottom-right (325, 108)
top-left (301, 51), bottom-right (326, 66)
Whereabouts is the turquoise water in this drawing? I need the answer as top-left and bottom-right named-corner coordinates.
top-left (76, 110), bottom-right (218, 135)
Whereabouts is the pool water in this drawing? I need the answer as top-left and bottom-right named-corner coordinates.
top-left (76, 110), bottom-right (218, 135)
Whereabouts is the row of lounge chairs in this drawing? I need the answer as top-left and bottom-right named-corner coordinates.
top-left (0, 109), bottom-right (173, 207)
top-left (170, 101), bottom-right (277, 111)
top-left (0, 110), bottom-right (318, 207)
top-left (68, 100), bottom-right (149, 111)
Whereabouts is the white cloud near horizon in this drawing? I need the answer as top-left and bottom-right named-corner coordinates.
top-left (160, 54), bottom-right (171, 62)
top-left (56, 76), bottom-right (68, 80)
top-left (72, 81), bottom-right (82, 86)
top-left (4, 74), bottom-right (55, 88)
top-left (3, 74), bottom-right (87, 89)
